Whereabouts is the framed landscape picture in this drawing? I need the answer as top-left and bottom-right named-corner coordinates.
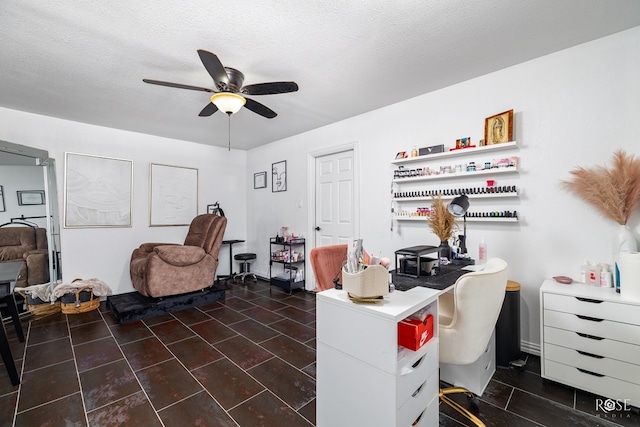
top-left (64, 152), bottom-right (132, 228)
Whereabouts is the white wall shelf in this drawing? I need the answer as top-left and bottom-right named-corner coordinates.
top-left (393, 192), bottom-right (518, 202)
top-left (394, 216), bottom-right (519, 223)
top-left (391, 141), bottom-right (518, 165)
top-left (392, 166), bottom-right (518, 183)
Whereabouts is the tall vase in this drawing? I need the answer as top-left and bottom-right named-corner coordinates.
top-left (613, 224), bottom-right (638, 254)
top-left (439, 240), bottom-right (451, 262)
top-left (613, 224), bottom-right (638, 293)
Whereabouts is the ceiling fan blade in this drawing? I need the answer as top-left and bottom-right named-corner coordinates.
top-left (197, 49), bottom-right (229, 88)
top-left (242, 81), bottom-right (299, 95)
top-left (244, 98), bottom-right (277, 119)
top-left (198, 102), bottom-right (218, 117)
top-left (142, 78), bottom-right (214, 92)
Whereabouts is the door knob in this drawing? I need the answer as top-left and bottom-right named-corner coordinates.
top-left (315, 226), bottom-right (321, 231)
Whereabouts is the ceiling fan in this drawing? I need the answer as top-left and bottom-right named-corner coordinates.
top-left (143, 49), bottom-right (299, 119)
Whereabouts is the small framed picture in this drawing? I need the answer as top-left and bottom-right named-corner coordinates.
top-left (272, 160), bottom-right (287, 192)
top-left (395, 151), bottom-right (407, 160)
top-left (0, 185), bottom-right (5, 212)
top-left (17, 190), bottom-right (45, 206)
top-left (455, 137), bottom-right (472, 149)
top-left (485, 110), bottom-right (514, 145)
top-left (254, 171), bottom-right (267, 189)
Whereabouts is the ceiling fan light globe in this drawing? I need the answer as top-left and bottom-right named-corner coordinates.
top-left (210, 92), bottom-right (246, 114)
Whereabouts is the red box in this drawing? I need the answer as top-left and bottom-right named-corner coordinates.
top-left (398, 315), bottom-right (434, 351)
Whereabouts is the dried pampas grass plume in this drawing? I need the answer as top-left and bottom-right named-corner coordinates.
top-left (427, 195), bottom-right (458, 241)
top-left (562, 150), bottom-right (640, 225)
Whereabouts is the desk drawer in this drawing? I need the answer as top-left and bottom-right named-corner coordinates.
top-left (396, 372), bottom-right (438, 427)
top-left (543, 310), bottom-right (640, 346)
top-left (544, 293), bottom-right (640, 326)
top-left (545, 360), bottom-right (640, 407)
top-left (397, 342), bottom-right (438, 408)
top-left (544, 343), bottom-right (640, 383)
top-left (544, 326), bottom-right (640, 364)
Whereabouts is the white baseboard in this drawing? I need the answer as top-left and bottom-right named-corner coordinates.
top-left (521, 340), bottom-right (540, 356)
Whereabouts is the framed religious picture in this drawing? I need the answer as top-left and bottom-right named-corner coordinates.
top-left (484, 109), bottom-right (513, 145)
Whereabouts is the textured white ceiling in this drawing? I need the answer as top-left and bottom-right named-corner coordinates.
top-left (2, 1), bottom-right (640, 150)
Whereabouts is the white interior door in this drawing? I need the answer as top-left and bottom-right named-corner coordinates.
top-left (315, 150), bottom-right (355, 246)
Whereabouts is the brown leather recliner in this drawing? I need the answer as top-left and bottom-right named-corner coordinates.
top-left (0, 226), bottom-right (49, 287)
top-left (130, 214), bottom-right (227, 298)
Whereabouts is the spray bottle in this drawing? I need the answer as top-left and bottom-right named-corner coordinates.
top-left (478, 238), bottom-right (487, 266)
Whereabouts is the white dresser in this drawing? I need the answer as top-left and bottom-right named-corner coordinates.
top-left (540, 279), bottom-right (640, 407)
top-left (317, 287), bottom-right (441, 427)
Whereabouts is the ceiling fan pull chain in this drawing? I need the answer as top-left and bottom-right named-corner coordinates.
top-left (227, 112), bottom-right (231, 151)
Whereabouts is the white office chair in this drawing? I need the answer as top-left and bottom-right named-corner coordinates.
top-left (438, 258), bottom-right (508, 427)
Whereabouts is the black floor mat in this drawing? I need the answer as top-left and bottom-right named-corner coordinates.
top-left (107, 283), bottom-right (227, 324)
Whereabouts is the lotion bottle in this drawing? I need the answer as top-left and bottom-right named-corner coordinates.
top-left (579, 260), bottom-right (589, 283)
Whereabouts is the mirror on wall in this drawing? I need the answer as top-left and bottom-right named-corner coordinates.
top-left (0, 140), bottom-right (62, 289)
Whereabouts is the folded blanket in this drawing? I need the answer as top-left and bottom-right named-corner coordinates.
top-left (15, 283), bottom-right (53, 302)
top-left (52, 278), bottom-right (113, 300)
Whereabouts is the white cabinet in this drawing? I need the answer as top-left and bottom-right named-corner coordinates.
top-left (540, 279), bottom-right (640, 407)
top-left (391, 141), bottom-right (520, 223)
top-left (317, 287), bottom-right (441, 427)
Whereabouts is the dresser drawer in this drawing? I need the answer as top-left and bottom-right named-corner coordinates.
top-left (544, 326), bottom-right (640, 365)
top-left (544, 343), bottom-right (640, 383)
top-left (545, 360), bottom-right (640, 407)
top-left (543, 310), bottom-right (640, 346)
top-left (544, 293), bottom-right (640, 326)
top-left (396, 375), bottom-right (438, 427)
top-left (396, 342), bottom-right (438, 408)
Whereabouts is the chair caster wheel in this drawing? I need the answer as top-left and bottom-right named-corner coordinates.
top-left (467, 394), bottom-right (480, 412)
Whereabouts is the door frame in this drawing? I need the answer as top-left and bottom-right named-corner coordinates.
top-left (307, 141), bottom-right (360, 290)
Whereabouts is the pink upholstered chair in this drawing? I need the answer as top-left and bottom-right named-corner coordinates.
top-left (309, 244), bottom-right (347, 292)
top-left (130, 214), bottom-right (226, 298)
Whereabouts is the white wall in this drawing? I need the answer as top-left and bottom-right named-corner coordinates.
top-left (0, 108), bottom-right (248, 295)
top-left (0, 166), bottom-right (47, 227)
top-left (247, 26), bottom-right (640, 350)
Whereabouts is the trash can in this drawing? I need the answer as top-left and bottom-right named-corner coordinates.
top-left (496, 280), bottom-right (522, 368)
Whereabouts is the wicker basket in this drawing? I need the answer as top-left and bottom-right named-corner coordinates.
top-left (18, 292), bottom-right (62, 318)
top-left (60, 286), bottom-right (100, 314)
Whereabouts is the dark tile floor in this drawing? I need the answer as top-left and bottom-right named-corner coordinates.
top-left (0, 279), bottom-right (638, 426)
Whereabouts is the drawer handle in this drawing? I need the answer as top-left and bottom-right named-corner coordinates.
top-left (575, 297), bottom-right (603, 304)
top-left (576, 314), bottom-right (604, 322)
top-left (412, 381), bottom-right (426, 397)
top-left (411, 355), bottom-right (425, 369)
top-left (577, 332), bottom-right (604, 340)
top-left (577, 367), bottom-right (604, 377)
top-left (577, 350), bottom-right (604, 359)
top-left (412, 410), bottom-right (425, 426)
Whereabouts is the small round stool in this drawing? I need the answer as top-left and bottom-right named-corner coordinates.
top-left (233, 253), bottom-right (257, 283)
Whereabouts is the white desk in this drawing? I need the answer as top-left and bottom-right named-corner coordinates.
top-left (316, 287), bottom-right (441, 427)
